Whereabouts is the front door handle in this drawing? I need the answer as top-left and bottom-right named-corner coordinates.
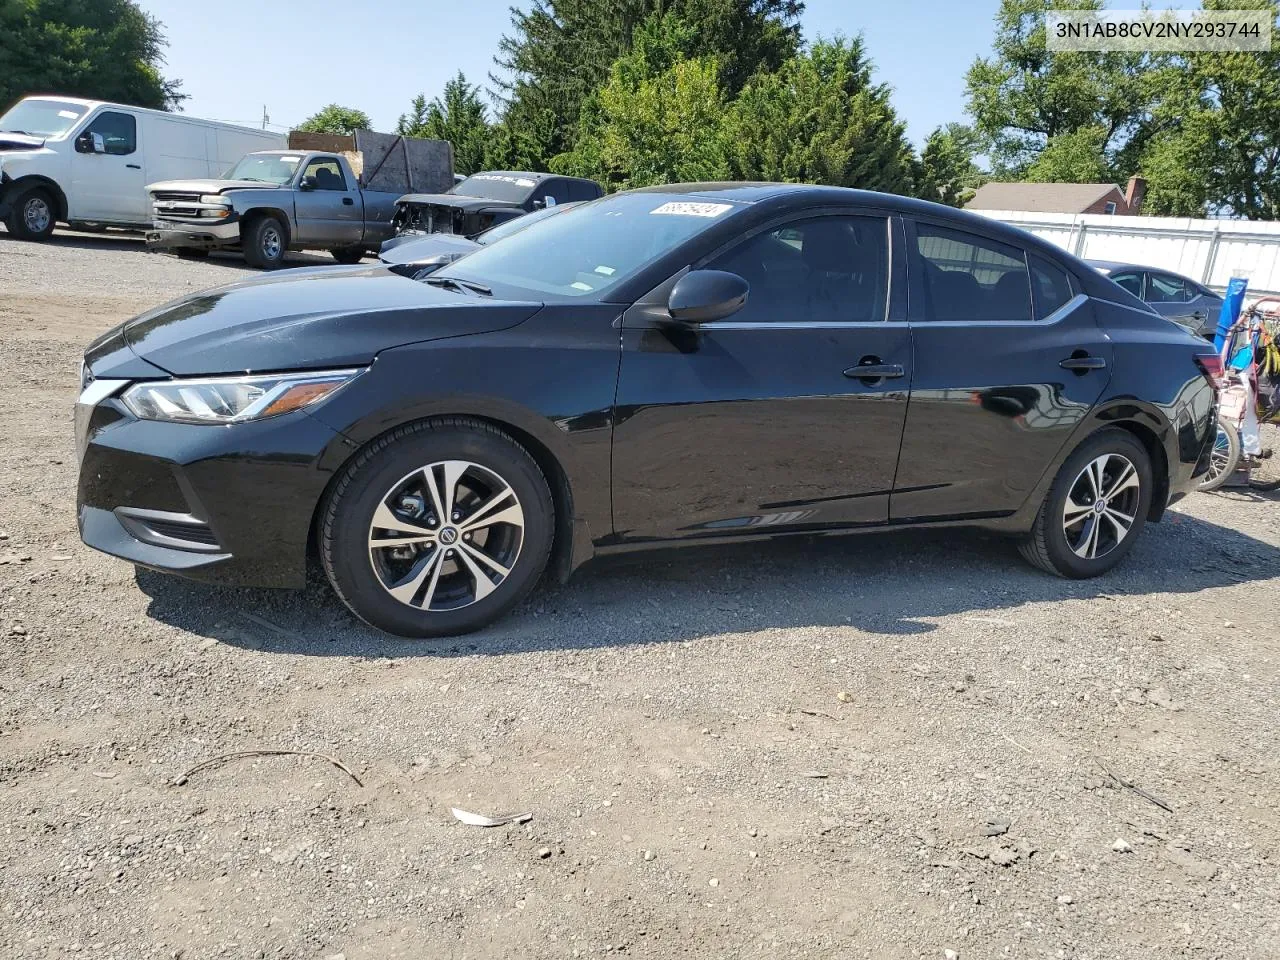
top-left (126, 163), bottom-right (141, 169)
top-left (342, 197), bottom-right (354, 206)
top-left (844, 357), bottom-right (905, 381)
top-left (1059, 355), bottom-right (1107, 371)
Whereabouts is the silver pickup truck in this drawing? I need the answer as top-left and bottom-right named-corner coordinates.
top-left (145, 150), bottom-right (402, 268)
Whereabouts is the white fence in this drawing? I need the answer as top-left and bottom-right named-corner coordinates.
top-left (977, 209), bottom-right (1280, 296)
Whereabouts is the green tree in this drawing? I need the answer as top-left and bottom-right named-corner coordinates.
top-left (552, 13), bottom-right (730, 189)
top-left (0, 0), bottom-right (185, 111)
top-left (916, 123), bottom-right (985, 207)
top-left (1024, 125), bottom-right (1110, 183)
top-left (493, 0), bottom-right (803, 167)
top-left (397, 72), bottom-right (490, 175)
top-left (297, 104), bottom-right (372, 135)
top-left (1138, 0), bottom-right (1280, 218)
top-left (722, 36), bottom-right (916, 195)
top-left (965, 0), bottom-right (1151, 177)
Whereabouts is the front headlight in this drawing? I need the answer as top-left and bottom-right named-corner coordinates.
top-left (121, 369), bottom-right (361, 424)
top-left (199, 194), bottom-right (230, 205)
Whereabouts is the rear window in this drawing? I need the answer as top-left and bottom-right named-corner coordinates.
top-left (915, 223), bottom-right (1031, 322)
top-left (1030, 255), bottom-right (1073, 319)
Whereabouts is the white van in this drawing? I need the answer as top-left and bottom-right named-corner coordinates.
top-left (0, 95), bottom-right (284, 241)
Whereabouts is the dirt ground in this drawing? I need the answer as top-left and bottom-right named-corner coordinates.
top-left (2, 232), bottom-right (1279, 960)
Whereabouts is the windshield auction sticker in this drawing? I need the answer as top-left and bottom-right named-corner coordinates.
top-left (1047, 9), bottom-right (1271, 51)
top-left (650, 201), bottom-right (734, 217)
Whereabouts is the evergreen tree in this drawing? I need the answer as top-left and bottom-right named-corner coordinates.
top-left (397, 72), bottom-right (490, 175)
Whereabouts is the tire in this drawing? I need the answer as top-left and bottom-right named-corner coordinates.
top-left (175, 247), bottom-right (209, 260)
top-left (4, 185), bottom-right (56, 241)
top-left (320, 418), bottom-right (555, 638)
top-left (329, 246), bottom-right (364, 265)
top-left (1247, 419), bottom-right (1280, 491)
top-left (1019, 428), bottom-right (1153, 579)
top-left (1198, 416), bottom-right (1240, 492)
top-left (242, 214), bottom-right (287, 269)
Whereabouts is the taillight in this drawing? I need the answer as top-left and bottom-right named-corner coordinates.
top-left (1195, 353), bottom-right (1224, 389)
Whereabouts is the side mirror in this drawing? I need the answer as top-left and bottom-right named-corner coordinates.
top-left (75, 132), bottom-right (101, 154)
top-left (667, 270), bottom-right (749, 324)
top-left (531, 199), bottom-right (545, 210)
top-left (298, 176), bottom-right (317, 191)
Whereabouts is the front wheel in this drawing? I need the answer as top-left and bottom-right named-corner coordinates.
top-left (320, 419), bottom-right (555, 638)
top-left (4, 185), bottom-right (56, 241)
top-left (242, 215), bottom-right (287, 269)
top-left (1198, 417), bottom-right (1240, 492)
top-left (1019, 429), bottom-right (1152, 578)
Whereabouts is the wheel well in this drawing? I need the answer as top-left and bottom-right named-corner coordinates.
top-left (6, 175), bottom-right (68, 220)
top-left (241, 208), bottom-right (291, 242)
top-left (1107, 420), bottom-right (1169, 521)
top-left (306, 414), bottom-right (577, 584)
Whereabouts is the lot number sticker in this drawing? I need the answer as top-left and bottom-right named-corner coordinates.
top-left (650, 201), bottom-right (733, 217)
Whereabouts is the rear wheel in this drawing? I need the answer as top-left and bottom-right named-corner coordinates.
top-left (4, 185), bottom-right (56, 241)
top-left (1019, 429), bottom-right (1152, 578)
top-left (242, 214), bottom-right (287, 269)
top-left (1198, 417), bottom-right (1240, 492)
top-left (320, 419), bottom-right (555, 637)
top-left (329, 246), bottom-right (364, 265)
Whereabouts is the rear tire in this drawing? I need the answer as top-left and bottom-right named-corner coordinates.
top-left (242, 214), bottom-right (287, 269)
top-left (1198, 417), bottom-right (1240, 492)
top-left (4, 185), bottom-right (56, 241)
top-left (329, 246), bottom-right (364, 265)
top-left (1019, 429), bottom-right (1152, 579)
top-left (320, 419), bottom-right (555, 638)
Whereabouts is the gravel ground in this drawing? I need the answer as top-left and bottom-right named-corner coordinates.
top-left (2, 231), bottom-right (1279, 960)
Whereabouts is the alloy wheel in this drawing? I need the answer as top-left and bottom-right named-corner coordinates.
top-left (261, 225), bottom-right (282, 261)
top-left (1061, 453), bottom-right (1142, 560)
top-left (367, 459), bottom-right (525, 611)
top-left (24, 197), bottom-right (51, 233)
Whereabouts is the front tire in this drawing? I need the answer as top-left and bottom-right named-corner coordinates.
top-left (4, 185), bottom-right (56, 241)
top-left (320, 419), bottom-right (555, 638)
top-left (242, 214), bottom-right (287, 269)
top-left (1019, 429), bottom-right (1152, 579)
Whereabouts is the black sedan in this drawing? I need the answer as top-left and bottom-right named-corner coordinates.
top-left (1087, 260), bottom-right (1223, 339)
top-left (77, 185), bottom-right (1219, 637)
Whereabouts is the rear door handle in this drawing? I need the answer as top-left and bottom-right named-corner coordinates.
top-left (126, 163), bottom-right (141, 169)
top-left (342, 197), bottom-right (354, 206)
top-left (844, 361), bottom-right (905, 380)
top-left (1059, 355), bottom-right (1107, 371)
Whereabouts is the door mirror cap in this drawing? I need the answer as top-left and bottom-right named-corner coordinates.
top-left (298, 176), bottom-right (317, 191)
top-left (667, 270), bottom-right (749, 324)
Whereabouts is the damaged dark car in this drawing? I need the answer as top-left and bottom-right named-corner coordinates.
top-left (389, 171), bottom-right (601, 240)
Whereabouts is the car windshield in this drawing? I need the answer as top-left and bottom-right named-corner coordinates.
top-left (450, 173), bottom-right (541, 203)
top-left (476, 203), bottom-right (576, 246)
top-left (0, 99), bottom-right (86, 138)
top-left (223, 154), bottom-right (302, 184)
top-left (439, 193), bottom-right (743, 299)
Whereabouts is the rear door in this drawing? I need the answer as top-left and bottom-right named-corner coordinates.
top-left (68, 110), bottom-right (147, 222)
top-left (293, 156), bottom-right (362, 245)
top-left (611, 212), bottom-right (913, 541)
top-left (1147, 271), bottom-right (1213, 336)
top-left (892, 219), bottom-right (1113, 521)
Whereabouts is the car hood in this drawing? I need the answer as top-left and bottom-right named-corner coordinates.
top-left (397, 193), bottom-right (524, 213)
top-left (379, 232), bottom-right (479, 264)
top-left (95, 266), bottom-right (542, 376)
top-left (147, 178), bottom-right (281, 194)
top-left (0, 132), bottom-right (46, 151)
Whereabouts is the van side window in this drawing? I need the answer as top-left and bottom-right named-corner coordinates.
top-left (83, 111), bottom-right (137, 156)
top-left (1029, 255), bottom-right (1073, 319)
top-left (303, 157), bottom-right (347, 191)
top-left (914, 223), bottom-right (1031, 322)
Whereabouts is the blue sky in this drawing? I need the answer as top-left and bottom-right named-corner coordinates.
top-left (137, 0), bottom-right (1001, 148)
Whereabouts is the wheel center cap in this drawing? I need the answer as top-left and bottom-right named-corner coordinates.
top-left (439, 527), bottom-right (459, 545)
top-left (1093, 499), bottom-right (1107, 514)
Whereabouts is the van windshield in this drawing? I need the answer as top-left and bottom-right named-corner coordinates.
top-left (0, 99), bottom-right (86, 138)
top-left (223, 154), bottom-right (302, 184)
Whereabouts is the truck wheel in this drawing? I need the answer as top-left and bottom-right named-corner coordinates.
top-left (4, 185), bottom-right (57, 241)
top-left (329, 246), bottom-right (365, 265)
top-left (243, 215), bottom-right (287, 269)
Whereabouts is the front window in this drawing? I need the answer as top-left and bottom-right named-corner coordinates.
top-left (0, 98), bottom-right (86, 138)
top-left (450, 173), bottom-right (541, 204)
top-left (302, 157), bottom-right (346, 190)
top-left (223, 153), bottom-right (302, 184)
top-left (441, 193), bottom-right (743, 299)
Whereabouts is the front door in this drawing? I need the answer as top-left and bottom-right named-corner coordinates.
top-left (68, 110), bottom-right (147, 222)
top-left (293, 156), bottom-right (362, 245)
top-left (892, 219), bottom-right (1113, 521)
top-left (611, 213), bottom-right (912, 542)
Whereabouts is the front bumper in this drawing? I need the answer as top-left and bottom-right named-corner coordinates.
top-left (76, 384), bottom-right (345, 588)
top-left (145, 219), bottom-right (241, 251)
